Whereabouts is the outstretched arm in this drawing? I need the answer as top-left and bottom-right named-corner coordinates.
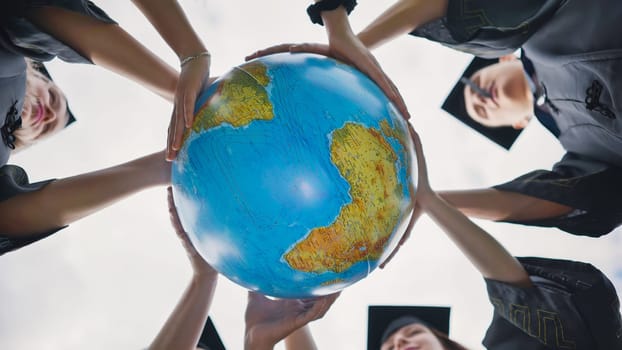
top-left (26, 6), bottom-right (178, 102)
top-left (318, 3), bottom-right (411, 119)
top-left (411, 127), bottom-right (532, 287)
top-left (317, 0), bottom-right (448, 116)
top-left (357, 0), bottom-right (448, 49)
top-left (131, 0), bottom-right (207, 63)
top-left (245, 0), bottom-right (414, 119)
top-left (438, 189), bottom-right (572, 222)
top-left (284, 326), bottom-right (318, 350)
top-left (149, 188), bottom-right (218, 350)
top-left (130, 0), bottom-right (210, 160)
top-left (0, 151), bottom-right (170, 235)
top-left (420, 192), bottom-right (533, 287)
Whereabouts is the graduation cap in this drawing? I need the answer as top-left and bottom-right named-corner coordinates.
top-left (196, 316), bottom-right (226, 350)
top-left (31, 61), bottom-right (76, 127)
top-left (441, 57), bottom-right (523, 150)
top-left (367, 305), bottom-right (451, 350)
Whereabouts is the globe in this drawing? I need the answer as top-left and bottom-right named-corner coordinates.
top-left (172, 53), bottom-right (416, 298)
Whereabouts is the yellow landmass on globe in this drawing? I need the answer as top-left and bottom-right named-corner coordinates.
top-left (321, 278), bottom-right (346, 287)
top-left (238, 61), bottom-right (271, 86)
top-left (284, 123), bottom-right (404, 273)
top-left (192, 62), bottom-right (272, 132)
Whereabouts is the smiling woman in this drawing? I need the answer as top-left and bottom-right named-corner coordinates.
top-left (368, 305), bottom-right (468, 350)
top-left (0, 0), bottom-right (210, 255)
top-left (381, 323), bottom-right (467, 350)
top-left (12, 60), bottom-right (71, 149)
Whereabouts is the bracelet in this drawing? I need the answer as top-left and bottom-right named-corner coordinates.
top-left (180, 51), bottom-right (211, 67)
top-left (307, 0), bottom-right (357, 26)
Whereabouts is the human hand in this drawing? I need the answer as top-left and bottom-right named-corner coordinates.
top-left (166, 54), bottom-right (211, 161)
top-left (244, 291), bottom-right (340, 350)
top-left (327, 26), bottom-right (411, 121)
top-left (408, 124), bottom-right (431, 193)
top-left (378, 201), bottom-right (422, 269)
top-left (167, 186), bottom-right (215, 276)
top-left (245, 39), bottom-right (410, 121)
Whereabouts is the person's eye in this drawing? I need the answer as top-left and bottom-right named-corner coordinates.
top-left (408, 329), bottom-right (422, 336)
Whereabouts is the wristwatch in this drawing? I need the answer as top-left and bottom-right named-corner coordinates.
top-left (306, 0), bottom-right (358, 26)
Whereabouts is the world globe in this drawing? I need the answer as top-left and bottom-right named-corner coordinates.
top-left (172, 53), bottom-right (416, 298)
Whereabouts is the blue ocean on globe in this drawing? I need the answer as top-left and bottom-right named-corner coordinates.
top-left (172, 53), bottom-right (416, 298)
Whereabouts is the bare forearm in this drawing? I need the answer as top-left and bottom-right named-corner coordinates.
top-left (319, 5), bottom-right (355, 39)
top-left (0, 151), bottom-right (170, 235)
top-left (358, 0), bottom-right (448, 49)
top-left (131, 0), bottom-right (207, 60)
top-left (438, 189), bottom-right (572, 222)
top-left (149, 271), bottom-right (218, 350)
top-left (245, 336), bottom-right (273, 350)
top-left (421, 192), bottom-right (532, 287)
top-left (27, 7), bottom-right (178, 102)
top-left (284, 326), bottom-right (317, 350)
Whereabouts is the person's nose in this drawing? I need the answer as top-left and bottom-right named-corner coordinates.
top-left (43, 104), bottom-right (57, 124)
top-left (42, 88), bottom-right (59, 124)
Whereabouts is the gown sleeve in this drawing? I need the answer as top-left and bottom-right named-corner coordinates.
top-left (0, 165), bottom-right (64, 256)
top-left (0, 0), bottom-right (117, 64)
top-left (482, 257), bottom-right (622, 350)
top-left (493, 153), bottom-right (622, 237)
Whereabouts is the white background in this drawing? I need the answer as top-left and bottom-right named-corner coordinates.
top-left (1, 1), bottom-right (620, 349)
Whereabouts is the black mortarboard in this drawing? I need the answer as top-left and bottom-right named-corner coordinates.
top-left (196, 316), bottom-right (226, 350)
top-left (441, 57), bottom-right (523, 150)
top-left (31, 61), bottom-right (76, 126)
top-left (367, 305), bottom-right (451, 350)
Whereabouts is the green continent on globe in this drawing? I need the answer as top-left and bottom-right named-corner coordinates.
top-left (380, 119), bottom-right (407, 144)
top-left (238, 61), bottom-right (271, 86)
top-left (192, 61), bottom-right (272, 132)
top-left (284, 122), bottom-right (404, 273)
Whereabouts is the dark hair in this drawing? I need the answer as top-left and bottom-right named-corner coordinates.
top-left (430, 327), bottom-right (470, 350)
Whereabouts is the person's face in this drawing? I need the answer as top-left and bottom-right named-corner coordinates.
top-left (381, 323), bottom-right (445, 350)
top-left (463, 58), bottom-right (533, 129)
top-left (18, 73), bottom-right (69, 145)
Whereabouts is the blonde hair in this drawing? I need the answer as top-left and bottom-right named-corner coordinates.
top-left (12, 59), bottom-right (53, 151)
